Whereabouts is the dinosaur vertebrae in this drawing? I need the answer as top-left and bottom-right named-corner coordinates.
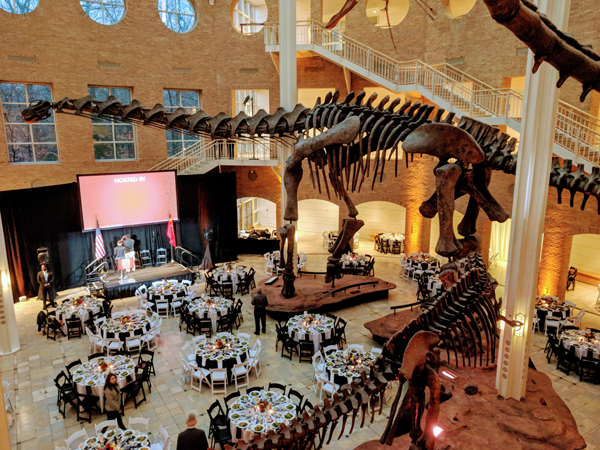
top-left (221, 362), bottom-right (392, 450)
top-left (20, 91), bottom-right (600, 215)
top-left (386, 253), bottom-right (501, 369)
top-left (550, 157), bottom-right (600, 214)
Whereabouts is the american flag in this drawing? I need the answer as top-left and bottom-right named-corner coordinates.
top-left (95, 218), bottom-right (106, 260)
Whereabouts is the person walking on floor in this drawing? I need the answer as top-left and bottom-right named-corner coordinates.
top-left (251, 286), bottom-right (268, 335)
top-left (176, 412), bottom-right (209, 450)
top-left (103, 373), bottom-right (126, 431)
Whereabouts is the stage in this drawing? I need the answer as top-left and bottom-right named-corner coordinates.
top-left (96, 263), bottom-right (195, 300)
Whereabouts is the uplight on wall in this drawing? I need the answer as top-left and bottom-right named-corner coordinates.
top-left (1, 270), bottom-right (8, 289)
top-left (499, 308), bottom-right (507, 330)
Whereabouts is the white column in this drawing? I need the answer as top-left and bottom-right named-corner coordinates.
top-left (495, 0), bottom-right (570, 400)
top-left (279, 0), bottom-right (297, 111)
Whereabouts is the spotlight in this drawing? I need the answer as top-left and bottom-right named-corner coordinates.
top-left (441, 370), bottom-right (456, 379)
top-left (433, 426), bottom-right (443, 437)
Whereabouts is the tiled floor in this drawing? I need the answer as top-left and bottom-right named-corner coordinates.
top-left (2, 233), bottom-right (599, 449)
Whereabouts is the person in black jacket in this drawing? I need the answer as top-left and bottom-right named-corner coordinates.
top-left (176, 413), bottom-right (209, 450)
top-left (37, 264), bottom-right (56, 308)
top-left (251, 286), bottom-right (268, 335)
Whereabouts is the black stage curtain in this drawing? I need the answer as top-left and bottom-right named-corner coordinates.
top-left (198, 172), bottom-right (237, 264)
top-left (0, 176), bottom-right (208, 300)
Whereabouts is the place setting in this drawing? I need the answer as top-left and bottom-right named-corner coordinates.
top-left (98, 313), bottom-right (151, 340)
top-left (287, 312), bottom-right (335, 351)
top-left (81, 428), bottom-right (150, 450)
top-left (195, 332), bottom-right (249, 371)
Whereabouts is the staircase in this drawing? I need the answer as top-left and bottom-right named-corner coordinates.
top-left (149, 138), bottom-right (282, 174)
top-left (265, 20), bottom-right (600, 172)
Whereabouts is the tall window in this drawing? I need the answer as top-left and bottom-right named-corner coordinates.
top-left (80, 0), bottom-right (126, 25)
top-left (0, 0), bottom-right (39, 14)
top-left (1, 83), bottom-right (59, 163)
top-left (163, 89), bottom-right (200, 157)
top-left (234, 90), bottom-right (260, 116)
top-left (88, 87), bottom-right (135, 161)
top-left (158, 0), bottom-right (196, 33)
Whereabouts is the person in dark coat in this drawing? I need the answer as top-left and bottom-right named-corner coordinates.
top-left (177, 412), bottom-right (209, 450)
top-left (251, 286), bottom-right (268, 335)
top-left (36, 310), bottom-right (47, 332)
top-left (37, 264), bottom-right (56, 308)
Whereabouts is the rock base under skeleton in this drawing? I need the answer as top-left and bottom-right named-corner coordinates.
top-left (355, 364), bottom-right (586, 450)
top-left (364, 309), bottom-right (422, 345)
top-left (254, 275), bottom-right (396, 319)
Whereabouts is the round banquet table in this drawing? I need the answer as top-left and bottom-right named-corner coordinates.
top-left (287, 314), bottom-right (335, 352)
top-left (55, 297), bottom-right (102, 335)
top-left (535, 298), bottom-right (571, 330)
top-left (228, 390), bottom-right (296, 443)
top-left (148, 283), bottom-right (186, 309)
top-left (325, 348), bottom-right (377, 386)
top-left (379, 233), bottom-right (404, 246)
top-left (195, 333), bottom-right (249, 378)
top-left (79, 428), bottom-right (150, 449)
top-left (72, 355), bottom-right (135, 411)
top-left (560, 330), bottom-right (600, 359)
top-left (340, 253), bottom-right (367, 271)
top-left (188, 296), bottom-right (233, 332)
top-left (99, 313), bottom-right (151, 341)
top-left (213, 265), bottom-right (249, 293)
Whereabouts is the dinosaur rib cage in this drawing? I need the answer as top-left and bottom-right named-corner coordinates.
top-left (388, 253), bottom-right (501, 369)
top-left (21, 89), bottom-right (600, 214)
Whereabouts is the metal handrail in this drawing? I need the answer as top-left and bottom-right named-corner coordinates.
top-left (174, 246), bottom-right (200, 268)
top-left (264, 20), bottom-right (600, 167)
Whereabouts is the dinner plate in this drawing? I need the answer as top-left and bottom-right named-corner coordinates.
top-left (240, 395), bottom-right (249, 402)
top-left (238, 421), bottom-right (249, 429)
top-left (250, 391), bottom-right (260, 397)
top-left (286, 404), bottom-right (295, 411)
top-left (85, 437), bottom-right (98, 445)
top-left (254, 424), bottom-right (265, 433)
top-left (122, 430), bottom-right (135, 438)
top-left (231, 403), bottom-right (241, 410)
top-left (135, 435), bottom-right (148, 443)
top-left (231, 413), bottom-right (241, 419)
top-left (265, 391), bottom-right (276, 398)
top-left (283, 412), bottom-right (294, 420)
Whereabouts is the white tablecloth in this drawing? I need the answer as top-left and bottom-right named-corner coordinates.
top-left (81, 429), bottom-right (149, 449)
top-left (287, 314), bottom-right (335, 352)
top-left (214, 266), bottom-right (248, 293)
top-left (73, 356), bottom-right (135, 411)
top-left (228, 390), bottom-right (295, 443)
top-left (560, 330), bottom-right (600, 359)
top-left (56, 298), bottom-right (102, 335)
top-left (188, 297), bottom-right (233, 332)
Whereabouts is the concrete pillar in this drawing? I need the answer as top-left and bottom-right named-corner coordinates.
top-left (279, 0), bottom-right (297, 112)
top-left (403, 156), bottom-right (434, 255)
top-left (495, 0), bottom-right (571, 401)
top-left (0, 209), bottom-right (19, 356)
top-left (538, 233), bottom-right (572, 301)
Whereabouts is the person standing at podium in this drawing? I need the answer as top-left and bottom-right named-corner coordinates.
top-left (122, 234), bottom-right (135, 273)
top-left (114, 240), bottom-right (126, 279)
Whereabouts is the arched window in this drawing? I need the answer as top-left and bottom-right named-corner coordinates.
top-left (231, 0), bottom-right (268, 35)
top-left (365, 0), bottom-right (409, 28)
top-left (158, 0), bottom-right (196, 33)
top-left (0, 0), bottom-right (39, 14)
top-left (441, 0), bottom-right (477, 19)
top-left (80, 0), bottom-right (126, 25)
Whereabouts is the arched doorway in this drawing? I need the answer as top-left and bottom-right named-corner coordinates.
top-left (356, 201), bottom-right (406, 249)
top-left (566, 233), bottom-right (600, 312)
top-left (237, 197), bottom-right (277, 231)
top-left (297, 199), bottom-right (340, 253)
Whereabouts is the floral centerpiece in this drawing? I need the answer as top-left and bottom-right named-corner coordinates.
top-left (119, 316), bottom-right (131, 324)
top-left (214, 340), bottom-right (225, 349)
top-left (99, 362), bottom-right (109, 372)
top-left (305, 316), bottom-right (314, 324)
top-left (257, 399), bottom-right (272, 413)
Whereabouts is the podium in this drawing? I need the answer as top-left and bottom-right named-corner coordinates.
top-left (117, 257), bottom-right (135, 271)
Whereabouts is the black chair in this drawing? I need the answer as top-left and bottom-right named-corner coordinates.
top-left (381, 239), bottom-right (390, 254)
top-left (374, 235), bottom-right (382, 252)
top-left (556, 345), bottom-right (579, 376)
top-left (134, 363), bottom-right (153, 394)
top-left (335, 318), bottom-right (347, 348)
top-left (234, 300), bottom-right (244, 329)
top-left (66, 317), bottom-right (83, 339)
top-left (77, 391), bottom-right (100, 423)
top-left (210, 421), bottom-right (233, 449)
top-left (183, 313), bottom-right (197, 336)
top-left (54, 371), bottom-right (74, 412)
top-left (196, 317), bottom-right (213, 337)
top-left (88, 352), bottom-right (104, 361)
top-left (391, 241), bottom-right (401, 254)
top-left (221, 282), bottom-right (234, 299)
top-left (268, 382), bottom-right (287, 396)
top-left (247, 269), bottom-right (256, 290)
top-left (46, 316), bottom-right (64, 340)
top-left (56, 379), bottom-right (77, 418)
top-left (298, 337), bottom-right (314, 363)
top-left (546, 336), bottom-right (561, 363)
top-left (224, 392), bottom-right (241, 414)
top-left (301, 399), bottom-right (314, 413)
top-left (288, 388), bottom-right (304, 412)
top-left (275, 323), bottom-right (288, 351)
top-left (65, 359), bottom-right (82, 382)
top-left (561, 325), bottom-right (579, 331)
top-left (138, 350), bottom-right (156, 376)
top-left (281, 334), bottom-right (297, 361)
top-left (121, 378), bottom-right (146, 412)
top-left (579, 351), bottom-right (600, 383)
top-left (589, 328), bottom-right (600, 334)
top-left (217, 312), bottom-right (233, 333)
top-left (237, 277), bottom-right (250, 296)
top-left (246, 386), bottom-right (264, 395)
top-left (207, 400), bottom-right (229, 446)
